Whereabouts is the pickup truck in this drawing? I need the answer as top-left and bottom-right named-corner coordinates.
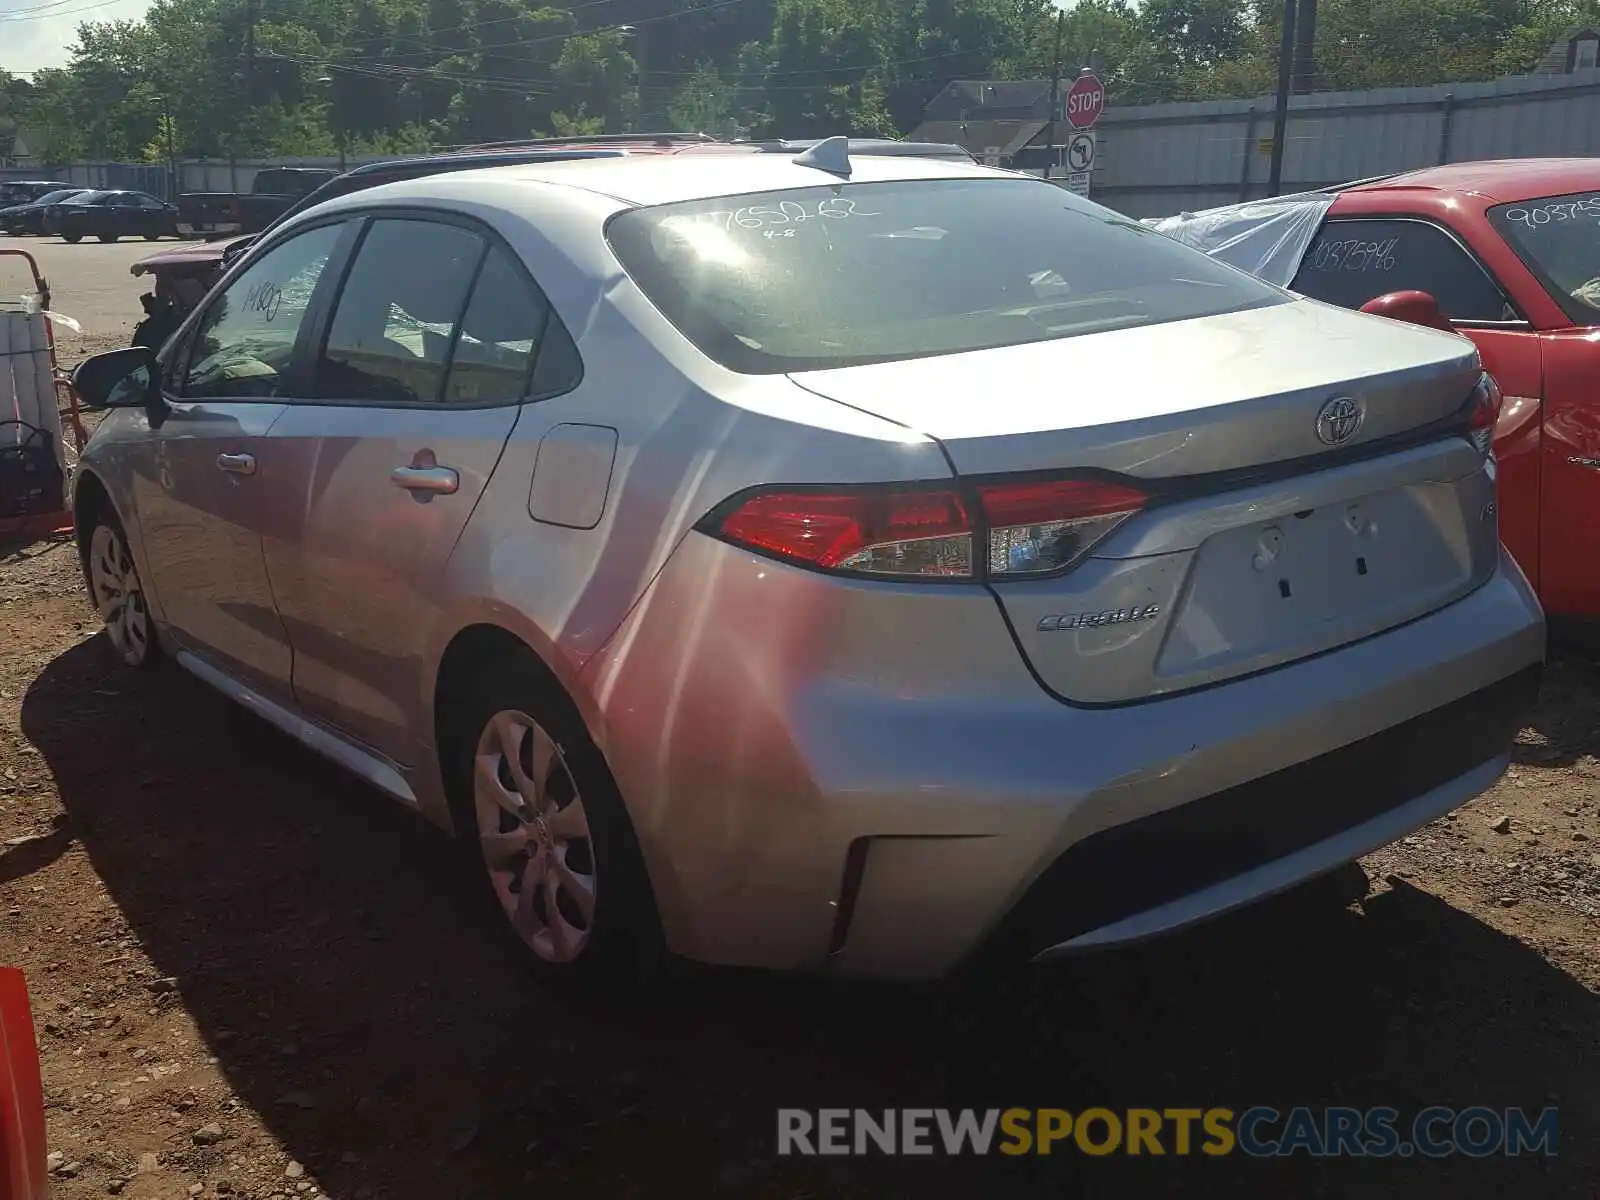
top-left (175, 165), bottom-right (338, 239)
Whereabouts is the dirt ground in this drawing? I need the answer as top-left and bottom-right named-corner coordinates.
top-left (2, 236), bottom-right (1598, 1198)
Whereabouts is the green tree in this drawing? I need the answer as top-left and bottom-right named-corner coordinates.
top-left (553, 30), bottom-right (639, 132)
top-left (666, 66), bottom-right (745, 137)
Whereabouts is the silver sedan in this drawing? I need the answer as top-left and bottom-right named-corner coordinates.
top-left (69, 144), bottom-right (1544, 983)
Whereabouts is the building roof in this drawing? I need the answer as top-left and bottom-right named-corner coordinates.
top-left (919, 79), bottom-right (1053, 122)
top-left (908, 119), bottom-right (1049, 159)
top-left (1531, 25), bottom-right (1600, 74)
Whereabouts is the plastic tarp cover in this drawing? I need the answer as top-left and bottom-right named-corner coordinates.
top-left (0, 307), bottom-right (62, 468)
top-left (1142, 192), bottom-right (1337, 288)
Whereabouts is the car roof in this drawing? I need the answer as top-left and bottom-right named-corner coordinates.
top-left (1343, 158), bottom-right (1600, 205)
top-left (342, 147), bottom-right (628, 179)
top-left (316, 151), bottom-right (1008, 213)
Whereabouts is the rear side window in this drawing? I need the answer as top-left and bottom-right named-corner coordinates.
top-left (1291, 219), bottom-right (1514, 322)
top-left (442, 247), bottom-right (553, 405)
top-left (315, 219), bottom-right (485, 405)
top-left (606, 178), bottom-right (1284, 373)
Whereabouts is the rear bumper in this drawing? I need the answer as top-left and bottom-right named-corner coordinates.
top-left (581, 537), bottom-right (1545, 980)
top-left (1015, 663), bottom-right (1537, 960)
top-left (177, 219), bottom-right (243, 238)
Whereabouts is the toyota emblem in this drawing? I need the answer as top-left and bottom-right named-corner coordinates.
top-left (1315, 396), bottom-right (1364, 446)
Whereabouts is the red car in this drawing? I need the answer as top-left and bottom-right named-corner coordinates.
top-left (1153, 159), bottom-right (1600, 624)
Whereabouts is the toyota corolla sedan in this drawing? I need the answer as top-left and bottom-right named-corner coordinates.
top-left (68, 145), bottom-right (1544, 984)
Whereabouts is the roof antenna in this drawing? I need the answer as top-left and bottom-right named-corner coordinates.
top-left (793, 135), bottom-right (852, 177)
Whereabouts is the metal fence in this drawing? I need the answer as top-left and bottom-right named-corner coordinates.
top-left (0, 157), bottom-right (386, 200)
top-left (0, 161), bottom-right (170, 196)
top-left (13, 67), bottom-right (1600, 221)
top-left (1092, 67), bottom-right (1600, 219)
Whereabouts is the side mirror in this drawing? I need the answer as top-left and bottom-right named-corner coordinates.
top-left (72, 346), bottom-right (159, 412)
top-left (1359, 290), bottom-right (1456, 333)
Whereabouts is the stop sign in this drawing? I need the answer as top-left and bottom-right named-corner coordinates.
top-left (1065, 71), bottom-right (1106, 130)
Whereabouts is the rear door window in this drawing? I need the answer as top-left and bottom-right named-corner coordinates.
top-left (313, 218), bottom-right (486, 405)
top-left (1291, 218), bottom-right (1515, 322)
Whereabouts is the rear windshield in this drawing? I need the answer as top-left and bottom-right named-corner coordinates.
top-left (1488, 192), bottom-right (1600, 324)
top-left (605, 178), bottom-right (1285, 373)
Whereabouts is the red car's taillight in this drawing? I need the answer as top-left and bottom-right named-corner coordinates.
top-left (1467, 371), bottom-right (1503, 458)
top-left (706, 477), bottom-right (1148, 581)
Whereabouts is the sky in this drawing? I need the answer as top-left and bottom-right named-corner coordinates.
top-left (0, 0), bottom-right (153, 74)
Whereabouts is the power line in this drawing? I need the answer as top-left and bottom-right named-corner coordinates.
top-left (0, 0), bottom-right (135, 22)
top-left (375, 0), bottom-right (758, 62)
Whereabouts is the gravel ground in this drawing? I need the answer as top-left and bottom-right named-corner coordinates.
top-left (1, 233), bottom-right (1597, 1198)
top-left (2, 540), bottom-right (1597, 1199)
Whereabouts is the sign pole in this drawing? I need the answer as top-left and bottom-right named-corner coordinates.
top-left (1044, 10), bottom-right (1063, 173)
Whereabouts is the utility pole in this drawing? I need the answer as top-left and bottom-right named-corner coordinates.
top-left (1291, 0), bottom-right (1319, 94)
top-left (1267, 0), bottom-right (1297, 196)
top-left (150, 93), bottom-right (176, 200)
top-left (243, 0), bottom-right (257, 103)
top-left (1044, 8), bottom-right (1064, 176)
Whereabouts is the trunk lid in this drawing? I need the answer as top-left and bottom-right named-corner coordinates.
top-left (789, 298), bottom-right (1479, 479)
top-left (790, 299), bottom-right (1497, 705)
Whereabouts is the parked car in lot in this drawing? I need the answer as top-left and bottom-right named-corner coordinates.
top-left (0, 187), bottom-right (88, 234)
top-left (45, 189), bottom-right (179, 243)
top-left (0, 179), bottom-right (71, 207)
top-left (1148, 159), bottom-right (1600, 628)
top-left (68, 145), bottom-right (1543, 984)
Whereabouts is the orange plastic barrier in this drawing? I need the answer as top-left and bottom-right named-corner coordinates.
top-left (0, 967), bottom-right (46, 1200)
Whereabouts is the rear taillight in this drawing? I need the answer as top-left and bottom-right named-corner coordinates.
top-left (706, 477), bottom-right (1147, 581)
top-left (979, 478), bottom-right (1147, 576)
top-left (716, 488), bottom-right (973, 578)
top-left (1467, 371), bottom-right (1503, 458)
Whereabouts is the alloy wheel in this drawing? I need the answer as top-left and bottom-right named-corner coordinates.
top-left (473, 710), bottom-right (596, 963)
top-left (87, 524), bottom-right (151, 666)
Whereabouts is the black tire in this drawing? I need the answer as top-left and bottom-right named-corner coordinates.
top-left (62, 234), bottom-right (81, 244)
top-left (445, 652), bottom-right (662, 990)
top-left (82, 507), bottom-right (163, 671)
top-left (97, 233), bottom-right (118, 243)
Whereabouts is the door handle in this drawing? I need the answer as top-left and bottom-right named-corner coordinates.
top-left (216, 451), bottom-right (256, 475)
top-left (391, 465), bottom-right (459, 495)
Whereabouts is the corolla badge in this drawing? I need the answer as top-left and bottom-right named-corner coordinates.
top-left (1315, 395), bottom-right (1365, 447)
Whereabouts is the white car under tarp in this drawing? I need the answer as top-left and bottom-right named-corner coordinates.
top-left (1141, 192), bottom-right (1337, 288)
